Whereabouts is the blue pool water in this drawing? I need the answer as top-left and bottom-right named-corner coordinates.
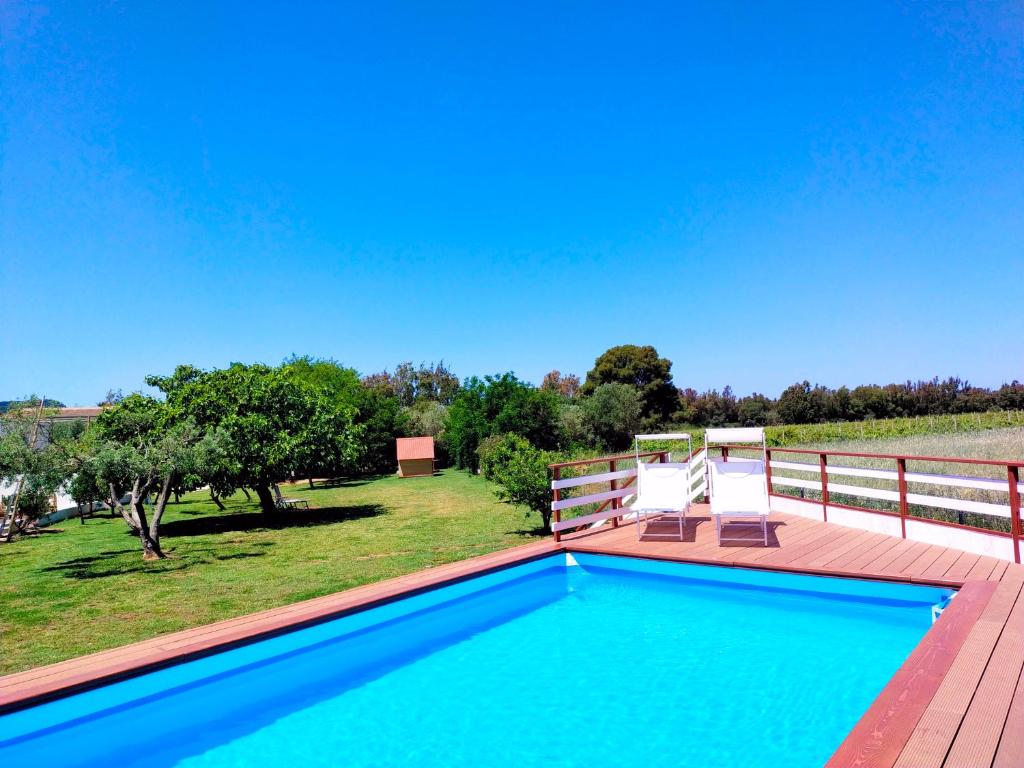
top-left (1, 554), bottom-right (951, 768)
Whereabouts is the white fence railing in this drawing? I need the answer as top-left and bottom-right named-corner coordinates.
top-left (550, 443), bottom-right (1023, 564)
top-left (549, 448), bottom-right (706, 537)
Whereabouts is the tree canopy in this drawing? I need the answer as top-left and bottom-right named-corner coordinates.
top-left (81, 394), bottom-right (229, 558)
top-left (442, 373), bottom-right (562, 471)
top-left (580, 344), bottom-right (678, 427)
top-left (579, 382), bottom-right (643, 451)
top-left (152, 363), bottom-right (360, 514)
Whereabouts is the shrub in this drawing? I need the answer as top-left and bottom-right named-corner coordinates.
top-left (476, 434), bottom-right (507, 481)
top-left (482, 433), bottom-right (554, 531)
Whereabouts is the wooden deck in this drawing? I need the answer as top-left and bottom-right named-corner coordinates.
top-left (566, 506), bottom-right (1024, 768)
top-left (2, 506), bottom-right (1023, 767)
top-left (563, 505), bottom-right (1020, 587)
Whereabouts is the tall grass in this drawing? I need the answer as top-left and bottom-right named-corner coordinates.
top-left (766, 427), bottom-right (1024, 532)
top-left (767, 410), bottom-right (1024, 447)
top-left (555, 414), bottom-right (1024, 529)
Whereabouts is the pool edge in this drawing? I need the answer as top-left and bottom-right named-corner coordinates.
top-left (824, 579), bottom-right (998, 768)
top-left (0, 540), bottom-right (561, 714)
top-left (0, 536), bottom-right (983, 725)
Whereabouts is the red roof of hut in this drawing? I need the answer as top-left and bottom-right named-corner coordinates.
top-left (396, 436), bottom-right (435, 461)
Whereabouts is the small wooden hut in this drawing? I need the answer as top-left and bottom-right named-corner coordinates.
top-left (396, 436), bottom-right (435, 478)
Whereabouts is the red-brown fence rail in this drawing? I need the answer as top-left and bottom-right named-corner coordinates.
top-left (712, 445), bottom-right (1024, 564)
top-left (550, 443), bottom-right (1024, 563)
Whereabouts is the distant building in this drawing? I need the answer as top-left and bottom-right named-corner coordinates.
top-left (396, 437), bottom-right (436, 478)
top-left (52, 406), bottom-right (102, 423)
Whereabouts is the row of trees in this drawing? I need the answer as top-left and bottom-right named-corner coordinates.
top-left (4, 346), bottom-right (1019, 544)
top-left (677, 378), bottom-right (1024, 427)
top-left (1, 359), bottom-right (465, 557)
top-left (433, 347), bottom-right (1024, 532)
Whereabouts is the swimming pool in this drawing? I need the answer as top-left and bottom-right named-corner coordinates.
top-left (1, 553), bottom-right (952, 768)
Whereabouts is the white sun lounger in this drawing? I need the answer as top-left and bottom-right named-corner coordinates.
top-left (273, 484), bottom-right (309, 510)
top-left (626, 433), bottom-right (692, 541)
top-left (705, 427), bottom-right (771, 546)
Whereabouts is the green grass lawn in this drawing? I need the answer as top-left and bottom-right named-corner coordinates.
top-left (0, 470), bottom-right (544, 676)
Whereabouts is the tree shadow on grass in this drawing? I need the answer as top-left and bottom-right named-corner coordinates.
top-left (159, 503), bottom-right (388, 538)
top-left (306, 475), bottom-right (389, 489)
top-left (40, 542), bottom-right (275, 580)
top-left (509, 525), bottom-right (550, 537)
top-left (42, 554), bottom-right (196, 579)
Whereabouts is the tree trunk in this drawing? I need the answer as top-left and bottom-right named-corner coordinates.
top-left (110, 482), bottom-right (141, 533)
top-left (254, 483), bottom-right (277, 515)
top-left (130, 477), bottom-right (164, 560)
top-left (148, 474), bottom-right (174, 555)
top-left (240, 487), bottom-right (251, 502)
top-left (308, 476), bottom-right (314, 489)
top-left (209, 488), bottom-right (226, 510)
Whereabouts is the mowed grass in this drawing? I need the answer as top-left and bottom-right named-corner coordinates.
top-left (0, 470), bottom-right (543, 676)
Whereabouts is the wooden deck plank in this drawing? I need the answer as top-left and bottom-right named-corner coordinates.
top-left (903, 545), bottom-right (953, 579)
top-left (756, 527), bottom-right (852, 567)
top-left (942, 552), bottom-right (983, 583)
top-left (919, 547), bottom-right (970, 582)
top-left (993, 663), bottom-right (1024, 768)
top-left (826, 581), bottom-right (998, 768)
top-left (893, 580), bottom-right (1023, 768)
top-left (964, 555), bottom-right (1001, 583)
top-left (841, 536), bottom-right (907, 572)
top-left (943, 582), bottom-right (1024, 767)
top-left (989, 558), bottom-right (1010, 583)
top-left (877, 541), bottom-right (932, 576)
top-left (728, 517), bottom-right (830, 564)
top-left (785, 528), bottom-right (870, 570)
top-left (803, 529), bottom-right (883, 568)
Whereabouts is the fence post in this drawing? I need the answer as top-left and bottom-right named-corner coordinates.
top-left (819, 453), bottom-right (829, 523)
top-left (897, 458), bottom-right (908, 540)
top-left (552, 466), bottom-right (562, 543)
top-left (765, 449), bottom-right (773, 496)
top-left (609, 459), bottom-right (619, 528)
top-left (722, 446), bottom-right (729, 462)
top-left (1009, 465), bottom-right (1021, 565)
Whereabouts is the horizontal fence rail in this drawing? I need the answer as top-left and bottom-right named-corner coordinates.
top-left (550, 443), bottom-right (1023, 563)
top-left (716, 444), bottom-right (1024, 564)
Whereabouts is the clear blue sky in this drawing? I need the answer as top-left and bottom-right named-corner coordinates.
top-left (1, 2), bottom-right (1021, 406)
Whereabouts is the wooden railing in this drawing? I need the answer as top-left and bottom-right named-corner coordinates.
top-left (552, 443), bottom-right (1024, 563)
top-left (713, 445), bottom-right (1024, 564)
top-left (548, 448), bottom-right (707, 542)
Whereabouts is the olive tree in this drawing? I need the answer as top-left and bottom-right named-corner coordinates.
top-left (0, 402), bottom-right (73, 538)
top-left (152, 363), bottom-right (360, 514)
top-left (86, 394), bottom-right (228, 559)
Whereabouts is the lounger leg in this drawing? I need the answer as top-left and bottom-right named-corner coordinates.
top-left (715, 515), bottom-right (721, 545)
top-left (762, 515), bottom-right (767, 546)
